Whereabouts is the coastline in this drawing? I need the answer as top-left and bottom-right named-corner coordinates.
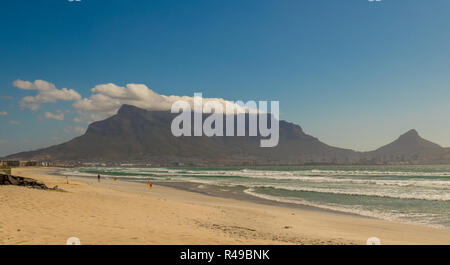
top-left (151, 181), bottom-right (363, 217)
top-left (51, 166), bottom-right (356, 216)
top-left (1, 167), bottom-right (450, 245)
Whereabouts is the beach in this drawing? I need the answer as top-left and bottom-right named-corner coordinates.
top-left (1, 167), bottom-right (450, 245)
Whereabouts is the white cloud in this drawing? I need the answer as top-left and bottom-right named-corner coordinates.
top-left (15, 79), bottom-right (258, 124)
top-left (14, 79), bottom-right (81, 110)
top-left (0, 111), bottom-right (7, 116)
top-left (73, 83), bottom-right (256, 123)
top-left (9, 121), bottom-right (21, 125)
top-left (45, 111), bottom-right (64, 121)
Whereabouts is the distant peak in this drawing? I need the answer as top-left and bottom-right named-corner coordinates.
top-left (400, 129), bottom-right (419, 138)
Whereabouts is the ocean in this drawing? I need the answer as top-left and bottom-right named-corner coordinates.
top-left (59, 165), bottom-right (450, 229)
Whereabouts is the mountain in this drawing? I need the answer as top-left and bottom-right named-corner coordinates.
top-left (372, 129), bottom-right (442, 155)
top-left (5, 105), bottom-right (450, 165)
top-left (363, 129), bottom-right (448, 163)
top-left (5, 104), bottom-right (358, 165)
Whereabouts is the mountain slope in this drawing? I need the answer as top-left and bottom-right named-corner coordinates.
top-left (373, 129), bottom-right (442, 155)
top-left (364, 129), bottom-right (446, 163)
top-left (6, 104), bottom-right (358, 165)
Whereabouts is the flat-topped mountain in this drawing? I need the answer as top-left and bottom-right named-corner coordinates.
top-left (5, 105), bottom-right (450, 165)
top-left (5, 105), bottom-right (358, 165)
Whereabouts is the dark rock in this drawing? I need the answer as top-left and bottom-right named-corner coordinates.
top-left (0, 174), bottom-right (64, 191)
top-left (7, 175), bottom-right (20, 185)
top-left (0, 175), bottom-right (7, 185)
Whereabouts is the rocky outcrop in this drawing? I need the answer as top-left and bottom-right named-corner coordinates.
top-left (0, 174), bottom-right (62, 191)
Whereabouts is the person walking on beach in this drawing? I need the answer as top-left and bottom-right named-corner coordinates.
top-left (97, 174), bottom-right (100, 182)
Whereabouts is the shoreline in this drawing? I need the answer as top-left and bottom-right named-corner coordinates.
top-left (52, 166), bottom-right (360, 217)
top-left (1, 167), bottom-right (450, 245)
top-left (153, 181), bottom-right (365, 218)
top-left (53, 166), bottom-right (443, 227)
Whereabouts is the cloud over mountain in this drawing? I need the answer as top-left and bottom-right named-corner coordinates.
top-left (15, 79), bottom-right (258, 124)
top-left (73, 83), bottom-right (254, 123)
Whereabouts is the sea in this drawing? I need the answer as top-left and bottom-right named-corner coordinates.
top-left (58, 165), bottom-right (450, 229)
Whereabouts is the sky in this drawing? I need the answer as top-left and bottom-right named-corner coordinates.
top-left (1, 0), bottom-right (450, 156)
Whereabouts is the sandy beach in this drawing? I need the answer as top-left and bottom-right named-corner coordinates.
top-left (1, 167), bottom-right (450, 245)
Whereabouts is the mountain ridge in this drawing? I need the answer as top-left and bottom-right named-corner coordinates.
top-left (5, 104), bottom-right (450, 165)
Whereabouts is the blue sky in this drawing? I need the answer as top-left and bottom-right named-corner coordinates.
top-left (1, 0), bottom-right (450, 156)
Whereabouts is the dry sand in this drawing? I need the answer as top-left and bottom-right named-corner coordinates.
top-left (1, 167), bottom-right (450, 245)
